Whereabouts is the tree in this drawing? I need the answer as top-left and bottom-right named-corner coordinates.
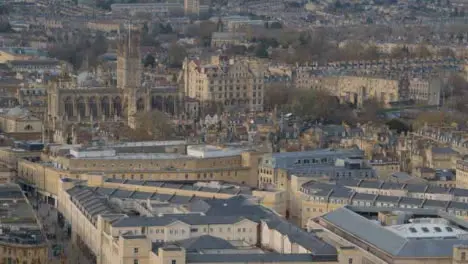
top-left (413, 45), bottom-right (432, 58)
top-left (186, 21), bottom-right (217, 43)
top-left (0, 21), bottom-right (12, 33)
top-left (134, 110), bottom-right (174, 140)
top-left (289, 89), bottom-right (355, 124)
top-left (225, 45), bottom-right (247, 55)
top-left (386, 119), bottom-right (411, 134)
top-left (202, 101), bottom-right (225, 115)
top-left (264, 84), bottom-right (295, 111)
top-left (390, 45), bottom-right (409, 59)
top-left (412, 111), bottom-right (448, 130)
top-left (143, 54), bottom-right (156, 68)
top-left (255, 43), bottom-right (269, 58)
top-left (270, 22), bottom-right (282, 29)
top-left (167, 44), bottom-right (187, 68)
top-left (437, 47), bottom-right (456, 57)
top-left (358, 98), bottom-right (385, 124)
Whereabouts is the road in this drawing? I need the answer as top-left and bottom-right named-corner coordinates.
top-left (33, 199), bottom-right (95, 264)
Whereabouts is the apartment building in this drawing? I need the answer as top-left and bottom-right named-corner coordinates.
top-left (56, 177), bottom-right (341, 264)
top-left (0, 142), bottom-right (43, 171)
top-left (75, 173), bottom-right (287, 215)
top-left (298, 179), bottom-right (468, 227)
top-left (309, 206), bottom-right (468, 264)
top-left (0, 107), bottom-right (43, 140)
top-left (110, 3), bottom-right (183, 16)
top-left (408, 77), bottom-right (442, 106)
top-left (182, 56), bottom-right (265, 112)
top-left (87, 21), bottom-right (121, 33)
top-left (17, 142), bottom-right (263, 205)
top-left (456, 160), bottom-right (468, 188)
top-left (211, 32), bottom-right (247, 48)
top-left (0, 184), bottom-right (48, 264)
top-left (258, 148), bottom-right (368, 189)
top-left (293, 72), bottom-right (443, 107)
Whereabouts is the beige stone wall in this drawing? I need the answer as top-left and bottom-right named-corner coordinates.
top-left (184, 58), bottom-right (264, 111)
top-left (0, 117), bottom-right (42, 133)
top-left (0, 243), bottom-right (48, 264)
top-left (18, 151), bottom-right (264, 197)
top-left (372, 162), bottom-right (400, 180)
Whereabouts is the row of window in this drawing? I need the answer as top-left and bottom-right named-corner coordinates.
top-left (125, 227), bottom-right (253, 236)
top-left (293, 157), bottom-right (331, 165)
top-left (306, 197), bottom-right (468, 216)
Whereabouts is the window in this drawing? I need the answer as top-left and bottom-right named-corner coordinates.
top-left (446, 227), bottom-right (454, 232)
top-left (462, 252), bottom-right (466, 260)
top-left (434, 227), bottom-right (442, 232)
top-left (348, 258), bottom-right (353, 264)
top-left (190, 228), bottom-right (198, 233)
top-left (421, 227), bottom-right (429, 233)
top-left (409, 227), bottom-right (417, 233)
top-left (133, 260), bottom-right (139, 264)
top-left (133, 248), bottom-right (139, 254)
top-left (172, 260), bottom-right (177, 264)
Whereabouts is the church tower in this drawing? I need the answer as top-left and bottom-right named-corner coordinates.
top-left (117, 24), bottom-right (142, 128)
top-left (117, 24), bottom-right (141, 90)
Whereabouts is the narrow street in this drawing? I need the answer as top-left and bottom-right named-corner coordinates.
top-left (32, 199), bottom-right (95, 264)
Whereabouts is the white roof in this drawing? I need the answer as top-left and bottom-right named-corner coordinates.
top-left (386, 222), bottom-right (466, 239)
top-left (187, 145), bottom-right (247, 158)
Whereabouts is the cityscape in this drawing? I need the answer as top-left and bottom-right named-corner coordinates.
top-left (2, 0), bottom-right (468, 263)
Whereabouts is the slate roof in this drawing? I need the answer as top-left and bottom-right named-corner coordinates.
top-left (186, 253), bottom-right (337, 263)
top-left (104, 179), bottom-right (253, 196)
top-left (112, 215), bottom-right (248, 228)
top-left (175, 235), bottom-right (236, 251)
top-left (263, 219), bottom-right (337, 256)
top-left (321, 207), bottom-right (468, 258)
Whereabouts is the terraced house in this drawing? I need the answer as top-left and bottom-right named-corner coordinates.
top-left (299, 179), bottom-right (468, 227)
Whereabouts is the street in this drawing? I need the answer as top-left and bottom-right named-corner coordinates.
top-left (33, 199), bottom-right (95, 264)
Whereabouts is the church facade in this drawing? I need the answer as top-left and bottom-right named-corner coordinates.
top-left (45, 27), bottom-right (184, 143)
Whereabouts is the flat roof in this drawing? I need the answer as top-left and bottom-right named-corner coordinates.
top-left (0, 184), bottom-right (46, 246)
top-left (75, 153), bottom-right (190, 160)
top-left (187, 145), bottom-right (249, 158)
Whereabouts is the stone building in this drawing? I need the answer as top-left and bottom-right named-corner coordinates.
top-left (0, 184), bottom-right (48, 264)
top-left (182, 55), bottom-right (265, 112)
top-left (45, 26), bottom-right (184, 143)
top-left (17, 142), bottom-right (264, 205)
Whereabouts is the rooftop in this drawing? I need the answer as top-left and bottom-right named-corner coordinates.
top-left (186, 145), bottom-right (250, 158)
top-left (319, 206), bottom-right (468, 258)
top-left (0, 184), bottom-right (46, 246)
top-left (104, 179), bottom-right (255, 196)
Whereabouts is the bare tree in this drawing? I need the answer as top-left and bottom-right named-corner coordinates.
top-left (134, 110), bottom-right (175, 140)
top-left (357, 98), bottom-right (385, 124)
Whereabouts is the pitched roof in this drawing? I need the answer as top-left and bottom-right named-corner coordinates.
top-left (321, 207), bottom-right (468, 258)
top-left (112, 215), bottom-right (249, 228)
top-left (176, 235), bottom-right (236, 251)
